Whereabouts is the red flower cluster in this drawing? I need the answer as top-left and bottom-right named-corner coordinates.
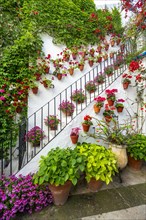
top-left (94, 96), bottom-right (106, 102)
top-left (84, 115), bottom-right (92, 121)
top-left (129, 60), bottom-right (140, 72)
top-left (136, 74), bottom-right (142, 81)
top-left (105, 104), bottom-right (116, 111)
top-left (117, 99), bottom-right (125, 103)
top-left (105, 89), bottom-right (118, 95)
top-left (122, 73), bottom-right (132, 79)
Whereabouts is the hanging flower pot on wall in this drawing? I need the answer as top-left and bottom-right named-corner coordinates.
top-left (70, 135), bottom-right (79, 144)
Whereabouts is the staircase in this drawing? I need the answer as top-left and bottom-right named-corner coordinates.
top-left (0, 43), bottom-right (131, 177)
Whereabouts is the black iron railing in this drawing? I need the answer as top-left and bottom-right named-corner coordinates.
top-left (0, 42), bottom-right (131, 177)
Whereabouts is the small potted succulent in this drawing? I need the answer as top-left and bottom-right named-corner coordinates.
top-left (105, 89), bottom-right (118, 106)
top-left (126, 133), bottom-right (146, 170)
top-left (82, 115), bottom-right (93, 132)
top-left (85, 80), bottom-right (97, 93)
top-left (93, 96), bottom-right (106, 113)
top-left (44, 115), bottom-right (61, 130)
top-left (94, 73), bottom-right (105, 84)
top-left (25, 126), bottom-right (45, 147)
top-left (122, 73), bottom-right (132, 89)
top-left (71, 89), bottom-right (86, 104)
top-left (58, 100), bottom-right (75, 116)
top-left (70, 127), bottom-right (81, 144)
top-left (104, 65), bottom-right (114, 77)
top-left (115, 99), bottom-right (125, 113)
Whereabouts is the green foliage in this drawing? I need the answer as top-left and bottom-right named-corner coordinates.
top-left (76, 142), bottom-right (118, 184)
top-left (111, 7), bottom-right (124, 35)
top-left (127, 134), bottom-right (146, 161)
top-left (33, 147), bottom-right (85, 186)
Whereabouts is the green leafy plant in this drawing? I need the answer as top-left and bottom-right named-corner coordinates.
top-left (33, 147), bottom-right (85, 186)
top-left (71, 89), bottom-right (86, 103)
top-left (76, 142), bottom-right (118, 184)
top-left (85, 80), bottom-right (97, 92)
top-left (127, 134), bottom-right (146, 161)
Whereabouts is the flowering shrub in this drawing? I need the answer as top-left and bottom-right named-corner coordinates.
top-left (94, 96), bottom-right (106, 107)
top-left (25, 126), bottom-right (45, 144)
top-left (71, 89), bottom-right (87, 103)
top-left (44, 115), bottom-right (61, 127)
top-left (82, 115), bottom-right (93, 125)
top-left (58, 100), bottom-right (75, 114)
top-left (85, 81), bottom-right (97, 92)
top-left (115, 99), bottom-right (125, 108)
top-left (105, 89), bottom-right (118, 101)
top-left (70, 127), bottom-right (81, 136)
top-left (0, 174), bottom-right (53, 220)
top-left (122, 73), bottom-right (132, 83)
top-left (129, 60), bottom-right (140, 72)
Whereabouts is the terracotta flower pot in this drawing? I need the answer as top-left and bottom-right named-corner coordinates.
top-left (32, 87), bottom-right (38, 94)
top-left (128, 155), bottom-right (143, 171)
top-left (62, 111), bottom-right (73, 116)
top-left (90, 51), bottom-right (94, 57)
top-left (16, 106), bottom-right (22, 113)
top-left (110, 40), bottom-right (115, 47)
top-left (72, 53), bottom-right (77, 60)
top-left (104, 115), bottom-right (112, 123)
top-left (33, 141), bottom-right (40, 147)
top-left (116, 107), bottom-right (124, 113)
top-left (87, 178), bottom-right (103, 192)
top-left (70, 135), bottom-right (79, 144)
top-left (49, 125), bottom-right (58, 130)
top-left (69, 68), bottom-right (74, 75)
top-left (93, 104), bottom-right (101, 114)
top-left (97, 57), bottom-right (102, 63)
top-left (82, 124), bottom-right (90, 132)
top-left (79, 65), bottom-right (84, 71)
top-left (45, 67), bottom-right (50, 74)
top-left (43, 82), bottom-right (48, 88)
top-left (107, 99), bottom-right (114, 106)
top-left (88, 60), bottom-right (94, 67)
top-left (49, 181), bottom-right (72, 205)
top-left (123, 82), bottom-right (130, 90)
top-left (57, 73), bottom-right (62, 80)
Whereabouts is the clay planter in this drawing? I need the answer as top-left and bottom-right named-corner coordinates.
top-left (107, 99), bottom-right (114, 106)
top-left (116, 107), bottom-right (124, 113)
top-left (110, 53), bottom-right (114, 59)
top-left (57, 73), bottom-right (62, 80)
top-left (128, 155), bottom-right (143, 171)
top-left (82, 124), bottom-right (90, 132)
top-left (103, 54), bottom-right (108, 60)
top-left (110, 40), bottom-right (115, 47)
top-left (33, 142), bottom-right (40, 147)
top-left (62, 111), bottom-right (73, 117)
top-left (32, 87), bottom-right (38, 94)
top-left (123, 82), bottom-right (130, 90)
top-left (97, 57), bottom-right (102, 63)
top-left (105, 45), bottom-right (109, 51)
top-left (69, 68), bottom-right (74, 76)
top-left (70, 135), bottom-right (79, 144)
top-left (45, 67), bottom-right (50, 74)
top-left (116, 39), bottom-right (121, 45)
top-left (79, 65), bottom-right (84, 71)
top-left (34, 73), bottom-right (41, 81)
top-left (109, 144), bottom-right (128, 170)
top-left (72, 53), bottom-right (77, 60)
top-left (49, 181), bottom-right (72, 205)
top-left (43, 82), bottom-right (48, 88)
top-left (87, 178), bottom-right (103, 192)
top-left (81, 52), bottom-right (86, 58)
top-left (49, 125), bottom-right (58, 130)
top-left (88, 60), bottom-right (94, 67)
top-left (93, 104), bottom-right (101, 114)
top-left (97, 46), bottom-right (102, 53)
top-left (90, 51), bottom-right (94, 57)
top-left (16, 106), bottom-right (22, 114)
top-left (64, 55), bottom-right (70, 62)
top-left (104, 116), bottom-right (112, 123)
top-left (88, 89), bottom-right (96, 94)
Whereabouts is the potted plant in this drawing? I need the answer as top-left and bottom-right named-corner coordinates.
top-left (96, 45), bottom-right (102, 53)
top-left (82, 115), bottom-right (93, 132)
top-left (44, 115), bottom-right (61, 130)
top-left (93, 96), bottom-right (106, 113)
top-left (122, 73), bottom-right (132, 89)
top-left (96, 55), bottom-right (102, 63)
top-left (78, 58), bottom-right (85, 71)
top-left (33, 147), bottom-right (85, 205)
top-left (104, 65), bottom-right (114, 77)
top-left (105, 89), bottom-right (118, 106)
top-left (71, 89), bottom-right (86, 104)
top-left (79, 46), bottom-right (88, 58)
top-left (41, 78), bottom-right (54, 88)
top-left (127, 133), bottom-right (146, 170)
top-left (25, 126), bottom-right (45, 147)
top-left (115, 99), bottom-right (125, 113)
top-left (94, 73), bottom-right (105, 85)
top-left (103, 104), bottom-right (115, 123)
top-left (62, 48), bottom-right (70, 61)
top-left (88, 56), bottom-right (95, 67)
top-left (58, 100), bottom-right (75, 116)
top-left (68, 61), bottom-right (77, 75)
top-left (85, 80), bottom-right (97, 93)
top-left (71, 46), bottom-right (78, 60)
top-left (70, 127), bottom-right (81, 144)
top-left (89, 48), bottom-right (95, 56)
top-left (76, 142), bottom-right (118, 192)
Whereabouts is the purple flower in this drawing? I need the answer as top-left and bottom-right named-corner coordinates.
top-left (0, 89), bottom-right (5, 93)
top-left (0, 96), bottom-right (6, 101)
